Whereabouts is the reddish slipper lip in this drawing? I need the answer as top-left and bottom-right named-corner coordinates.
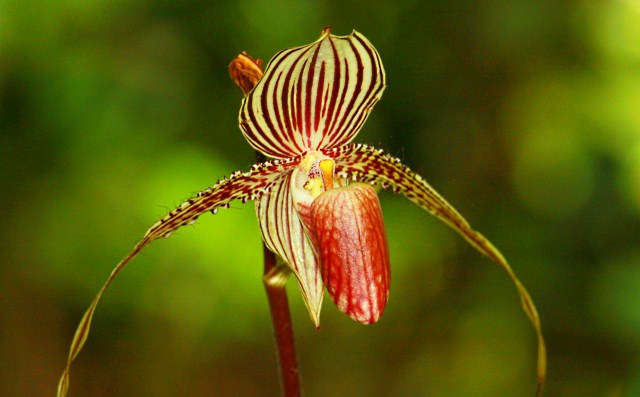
top-left (309, 183), bottom-right (390, 324)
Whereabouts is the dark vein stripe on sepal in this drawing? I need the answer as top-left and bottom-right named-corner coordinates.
top-left (240, 30), bottom-right (386, 159)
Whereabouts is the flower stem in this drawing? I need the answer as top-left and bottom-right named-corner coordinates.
top-left (230, 51), bottom-right (302, 397)
top-left (256, 146), bottom-right (301, 397)
top-left (262, 245), bottom-right (302, 397)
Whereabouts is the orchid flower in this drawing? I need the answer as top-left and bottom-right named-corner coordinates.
top-left (58, 28), bottom-right (546, 396)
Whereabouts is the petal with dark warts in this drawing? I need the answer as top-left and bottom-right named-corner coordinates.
top-left (326, 143), bottom-right (547, 392)
top-left (57, 156), bottom-right (300, 397)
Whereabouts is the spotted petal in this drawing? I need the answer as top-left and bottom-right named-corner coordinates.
top-left (56, 157), bottom-right (299, 397)
top-left (326, 143), bottom-right (547, 396)
top-left (239, 29), bottom-right (385, 159)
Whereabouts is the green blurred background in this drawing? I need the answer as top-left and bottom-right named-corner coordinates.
top-left (2, 1), bottom-right (640, 396)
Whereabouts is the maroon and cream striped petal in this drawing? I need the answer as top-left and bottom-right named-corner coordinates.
top-left (326, 143), bottom-right (547, 394)
top-left (56, 157), bottom-right (299, 397)
top-left (239, 29), bottom-right (386, 159)
top-left (256, 172), bottom-right (324, 326)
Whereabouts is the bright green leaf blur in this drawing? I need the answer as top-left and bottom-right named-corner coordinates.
top-left (2, 1), bottom-right (639, 396)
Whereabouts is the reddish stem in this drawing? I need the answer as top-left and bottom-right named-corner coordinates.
top-left (258, 150), bottom-right (301, 397)
top-left (231, 52), bottom-right (301, 397)
top-left (262, 244), bottom-right (301, 397)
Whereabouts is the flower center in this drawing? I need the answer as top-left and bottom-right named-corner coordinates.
top-left (295, 152), bottom-right (346, 204)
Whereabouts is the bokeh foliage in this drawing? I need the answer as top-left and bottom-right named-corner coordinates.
top-left (1, 1), bottom-right (640, 396)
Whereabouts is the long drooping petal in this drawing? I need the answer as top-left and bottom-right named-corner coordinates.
top-left (56, 157), bottom-right (299, 397)
top-left (256, 171), bottom-right (324, 326)
top-left (239, 29), bottom-right (385, 159)
top-left (327, 143), bottom-right (547, 396)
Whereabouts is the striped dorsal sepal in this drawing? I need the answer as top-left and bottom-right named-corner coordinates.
top-left (239, 28), bottom-right (386, 159)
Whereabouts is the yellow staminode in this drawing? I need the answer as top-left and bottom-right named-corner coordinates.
top-left (319, 159), bottom-right (334, 191)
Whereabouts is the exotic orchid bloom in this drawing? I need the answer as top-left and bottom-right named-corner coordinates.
top-left (58, 28), bottom-right (546, 396)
